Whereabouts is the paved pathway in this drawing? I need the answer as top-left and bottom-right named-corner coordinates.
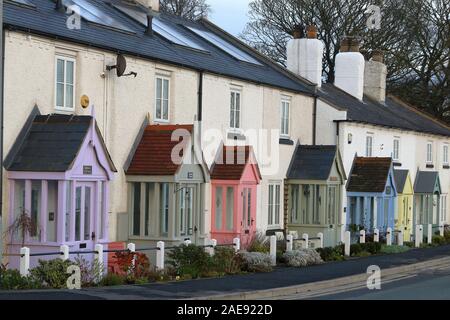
top-left (1, 245), bottom-right (449, 300)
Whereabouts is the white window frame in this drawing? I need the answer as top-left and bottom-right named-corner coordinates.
top-left (366, 135), bottom-right (373, 157)
top-left (443, 144), bottom-right (449, 165)
top-left (55, 56), bottom-right (76, 112)
top-left (393, 138), bottom-right (400, 161)
top-left (427, 142), bottom-right (433, 164)
top-left (155, 76), bottom-right (170, 123)
top-left (280, 97), bottom-right (291, 137)
top-left (229, 89), bottom-right (242, 130)
top-left (268, 182), bottom-right (282, 227)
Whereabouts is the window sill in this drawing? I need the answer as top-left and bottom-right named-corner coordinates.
top-left (393, 162), bottom-right (402, 167)
top-left (443, 165), bottom-right (450, 170)
top-left (426, 164), bottom-right (435, 169)
top-left (266, 228), bottom-right (284, 236)
top-left (154, 119), bottom-right (170, 124)
top-left (54, 107), bottom-right (75, 114)
top-left (279, 138), bottom-right (294, 146)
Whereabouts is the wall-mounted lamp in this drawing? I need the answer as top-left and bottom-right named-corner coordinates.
top-left (348, 133), bottom-right (353, 144)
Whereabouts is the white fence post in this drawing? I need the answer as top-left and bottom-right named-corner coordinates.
top-left (286, 234), bottom-right (293, 252)
top-left (60, 245), bottom-right (69, 261)
top-left (439, 222), bottom-right (445, 237)
top-left (428, 224), bottom-right (433, 244)
top-left (344, 231), bottom-right (351, 257)
top-left (127, 243), bottom-right (136, 269)
top-left (233, 238), bottom-right (240, 253)
top-left (206, 239), bottom-right (217, 256)
top-left (415, 225), bottom-right (421, 248)
top-left (360, 230), bottom-right (366, 244)
top-left (419, 225), bottom-right (424, 245)
top-left (184, 239), bottom-right (192, 246)
top-left (302, 233), bottom-right (309, 249)
top-left (374, 228), bottom-right (379, 243)
top-left (94, 244), bottom-right (104, 266)
top-left (156, 241), bottom-right (165, 270)
top-left (317, 233), bottom-right (324, 249)
top-left (20, 247), bottom-right (30, 277)
top-left (386, 228), bottom-right (392, 246)
top-left (398, 230), bottom-right (404, 246)
top-left (270, 235), bottom-right (277, 266)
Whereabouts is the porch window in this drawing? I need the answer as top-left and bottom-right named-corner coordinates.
top-left (215, 187), bottom-right (223, 230)
top-left (230, 90), bottom-right (241, 130)
top-left (65, 182), bottom-right (72, 242)
top-left (226, 187), bottom-right (234, 230)
top-left (268, 184), bottom-right (281, 226)
top-left (160, 183), bottom-right (169, 236)
top-left (280, 98), bottom-right (290, 137)
top-left (290, 185), bottom-right (300, 224)
top-left (301, 185), bottom-right (322, 225)
top-left (326, 186), bottom-right (338, 225)
top-left (155, 76), bottom-right (170, 122)
top-left (243, 188), bottom-right (252, 228)
top-left (47, 181), bottom-right (58, 243)
top-left (55, 56), bottom-right (75, 111)
top-left (132, 182), bottom-right (141, 237)
top-left (441, 195), bottom-right (447, 222)
top-left (30, 181), bottom-right (41, 239)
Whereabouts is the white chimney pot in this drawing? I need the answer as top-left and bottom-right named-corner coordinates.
top-left (335, 52), bottom-right (365, 100)
top-left (287, 38), bottom-right (324, 87)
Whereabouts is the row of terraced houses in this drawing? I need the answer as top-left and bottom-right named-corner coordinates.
top-left (2, 0), bottom-right (450, 268)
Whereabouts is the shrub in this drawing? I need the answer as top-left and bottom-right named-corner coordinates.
top-left (380, 245), bottom-right (411, 254)
top-left (113, 251), bottom-right (153, 280)
top-left (350, 243), bottom-right (363, 256)
top-left (238, 252), bottom-right (273, 273)
top-left (432, 235), bottom-right (447, 246)
top-left (73, 256), bottom-right (104, 287)
top-left (247, 232), bottom-right (270, 253)
top-left (444, 228), bottom-right (450, 243)
top-left (354, 251), bottom-right (371, 257)
top-left (362, 242), bottom-right (382, 255)
top-left (283, 249), bottom-right (323, 267)
top-left (0, 264), bottom-right (41, 290)
top-left (404, 241), bottom-right (415, 248)
top-left (29, 259), bottom-right (72, 289)
top-left (167, 244), bottom-right (212, 279)
top-left (317, 245), bottom-right (344, 262)
top-left (100, 273), bottom-right (126, 287)
top-left (211, 247), bottom-right (243, 275)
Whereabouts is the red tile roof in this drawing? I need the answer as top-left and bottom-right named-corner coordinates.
top-left (126, 124), bottom-right (193, 176)
top-left (347, 157), bottom-right (392, 193)
top-left (210, 145), bottom-right (261, 181)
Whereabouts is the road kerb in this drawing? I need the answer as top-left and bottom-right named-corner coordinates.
top-left (194, 257), bottom-right (450, 300)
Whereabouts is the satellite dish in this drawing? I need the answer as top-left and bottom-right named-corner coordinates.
top-left (106, 54), bottom-right (127, 77)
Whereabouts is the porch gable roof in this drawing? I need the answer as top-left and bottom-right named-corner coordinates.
top-left (346, 157), bottom-right (393, 193)
top-left (393, 169), bottom-right (409, 193)
top-left (414, 171), bottom-right (441, 194)
top-left (5, 113), bottom-right (116, 173)
top-left (287, 145), bottom-right (343, 181)
top-left (126, 124), bottom-right (194, 176)
top-left (210, 145), bottom-right (262, 181)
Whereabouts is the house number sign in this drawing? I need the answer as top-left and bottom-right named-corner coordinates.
top-left (187, 172), bottom-right (194, 180)
top-left (83, 166), bottom-right (93, 175)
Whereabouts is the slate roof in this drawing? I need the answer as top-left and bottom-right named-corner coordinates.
top-left (126, 124), bottom-right (193, 176)
top-left (347, 157), bottom-right (392, 193)
top-left (210, 146), bottom-right (261, 181)
top-left (5, 114), bottom-right (116, 172)
top-left (318, 84), bottom-right (450, 137)
top-left (414, 171), bottom-right (440, 194)
top-left (393, 169), bottom-right (409, 193)
top-left (287, 145), bottom-right (337, 180)
top-left (3, 0), bottom-right (314, 95)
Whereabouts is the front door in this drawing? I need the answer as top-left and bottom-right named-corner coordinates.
top-left (179, 185), bottom-right (197, 243)
top-left (75, 182), bottom-right (96, 255)
top-left (241, 187), bottom-right (255, 248)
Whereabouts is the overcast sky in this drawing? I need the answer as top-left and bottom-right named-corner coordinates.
top-left (208, 0), bottom-right (252, 36)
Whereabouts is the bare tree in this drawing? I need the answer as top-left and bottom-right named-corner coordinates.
top-left (160, 0), bottom-right (211, 20)
top-left (242, 0), bottom-right (449, 121)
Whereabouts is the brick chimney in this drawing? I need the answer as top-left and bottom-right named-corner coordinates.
top-left (364, 50), bottom-right (387, 103)
top-left (334, 36), bottom-right (365, 100)
top-left (136, 0), bottom-right (159, 11)
top-left (286, 25), bottom-right (324, 87)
